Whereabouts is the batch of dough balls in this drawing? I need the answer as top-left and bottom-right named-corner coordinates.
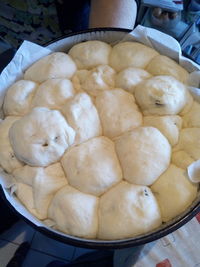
top-left (1, 40), bottom-right (199, 240)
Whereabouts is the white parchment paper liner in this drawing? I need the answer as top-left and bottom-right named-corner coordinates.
top-left (0, 25), bottom-right (199, 237)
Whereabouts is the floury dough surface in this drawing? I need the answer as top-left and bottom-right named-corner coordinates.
top-left (0, 40), bottom-right (198, 240)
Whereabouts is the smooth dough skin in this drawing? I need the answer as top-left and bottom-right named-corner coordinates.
top-left (146, 55), bottom-right (189, 84)
top-left (9, 107), bottom-right (75, 167)
top-left (62, 92), bottom-right (102, 144)
top-left (143, 115), bottom-right (182, 146)
top-left (115, 67), bottom-right (151, 93)
top-left (68, 40), bottom-right (111, 69)
top-left (134, 75), bottom-right (188, 115)
top-left (115, 127), bottom-right (171, 186)
top-left (32, 79), bottom-right (75, 110)
top-left (171, 151), bottom-right (194, 170)
top-left (182, 101), bottom-right (200, 128)
top-left (24, 52), bottom-right (77, 83)
top-left (48, 185), bottom-right (99, 238)
top-left (173, 128), bottom-right (200, 160)
top-left (13, 163), bottom-right (68, 219)
top-left (151, 164), bottom-right (198, 222)
top-left (95, 89), bottom-right (142, 138)
top-left (0, 116), bottom-right (23, 173)
top-left (98, 181), bottom-right (162, 240)
top-left (3, 80), bottom-right (38, 116)
top-left (61, 136), bottom-right (122, 196)
top-left (109, 42), bottom-right (158, 72)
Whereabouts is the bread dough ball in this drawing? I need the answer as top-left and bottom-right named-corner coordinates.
top-left (13, 163), bottom-right (67, 219)
top-left (143, 115), bottom-right (182, 146)
top-left (173, 128), bottom-right (200, 160)
top-left (115, 127), bottom-right (171, 186)
top-left (146, 55), bottom-right (189, 84)
top-left (32, 162), bottom-right (68, 219)
top-left (24, 52), bottom-right (77, 83)
top-left (13, 165), bottom-right (40, 186)
top-left (62, 92), bottom-right (102, 144)
top-left (48, 185), bottom-right (99, 238)
top-left (68, 40), bottom-right (111, 69)
top-left (3, 80), bottom-right (38, 116)
top-left (182, 101), bottom-right (200, 128)
top-left (179, 90), bottom-right (194, 115)
top-left (151, 164), bottom-right (198, 222)
top-left (110, 42), bottom-right (158, 72)
top-left (15, 183), bottom-right (43, 219)
top-left (0, 117), bottom-right (23, 173)
top-left (82, 65), bottom-right (116, 96)
top-left (9, 107), bottom-right (75, 167)
top-left (32, 79), bottom-right (75, 110)
top-left (172, 151), bottom-right (194, 169)
top-left (72, 70), bottom-right (90, 92)
top-left (95, 89), bottom-right (142, 138)
top-left (98, 181), bottom-right (162, 240)
top-left (61, 137), bottom-right (122, 196)
top-left (115, 67), bottom-right (151, 93)
top-left (134, 76), bottom-right (188, 115)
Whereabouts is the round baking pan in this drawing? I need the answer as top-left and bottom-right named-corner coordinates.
top-left (1, 28), bottom-right (200, 249)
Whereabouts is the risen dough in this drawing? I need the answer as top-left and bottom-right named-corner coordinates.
top-left (48, 185), bottom-right (99, 238)
top-left (62, 92), bottom-right (102, 144)
top-left (3, 80), bottom-right (38, 116)
top-left (32, 79), bottom-right (75, 109)
top-left (24, 52), bottom-right (77, 83)
top-left (143, 115), bottom-right (182, 146)
top-left (9, 107), bottom-right (75, 167)
top-left (0, 117), bottom-right (23, 173)
top-left (173, 128), bottom-right (200, 160)
top-left (68, 40), bottom-right (111, 69)
top-left (15, 183), bottom-right (43, 219)
top-left (61, 136), bottom-right (122, 196)
top-left (115, 67), bottom-right (151, 93)
top-left (98, 181), bottom-right (162, 239)
top-left (81, 65), bottom-right (116, 96)
top-left (110, 42), bottom-right (158, 72)
top-left (146, 55), bottom-right (189, 84)
top-left (171, 151), bottom-right (194, 169)
top-left (182, 101), bottom-right (200, 128)
top-left (151, 164), bottom-right (198, 222)
top-left (134, 75), bottom-right (188, 115)
top-left (115, 127), bottom-right (171, 186)
top-left (95, 89), bottom-right (142, 138)
top-left (13, 163), bottom-right (67, 219)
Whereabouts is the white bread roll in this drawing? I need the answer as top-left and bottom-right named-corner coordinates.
top-left (24, 52), bottom-right (77, 83)
top-left (115, 67), bottom-right (151, 93)
top-left (9, 107), bottom-right (75, 167)
top-left (3, 80), bottom-right (38, 116)
top-left (134, 75), bottom-right (188, 115)
top-left (146, 55), bottom-right (189, 84)
top-left (62, 92), bottom-right (102, 144)
top-left (0, 117), bottom-right (23, 173)
top-left (115, 127), bottom-right (171, 186)
top-left (95, 89), bottom-right (142, 138)
top-left (68, 40), bottom-right (111, 69)
top-left (61, 136), bottom-right (122, 196)
top-left (32, 79), bottom-right (75, 110)
top-left (143, 115), bottom-right (182, 146)
top-left (110, 42), bottom-right (158, 72)
top-left (98, 181), bottom-right (162, 239)
top-left (151, 164), bottom-right (198, 222)
top-left (48, 185), bottom-right (99, 238)
top-left (81, 65), bottom-right (116, 97)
